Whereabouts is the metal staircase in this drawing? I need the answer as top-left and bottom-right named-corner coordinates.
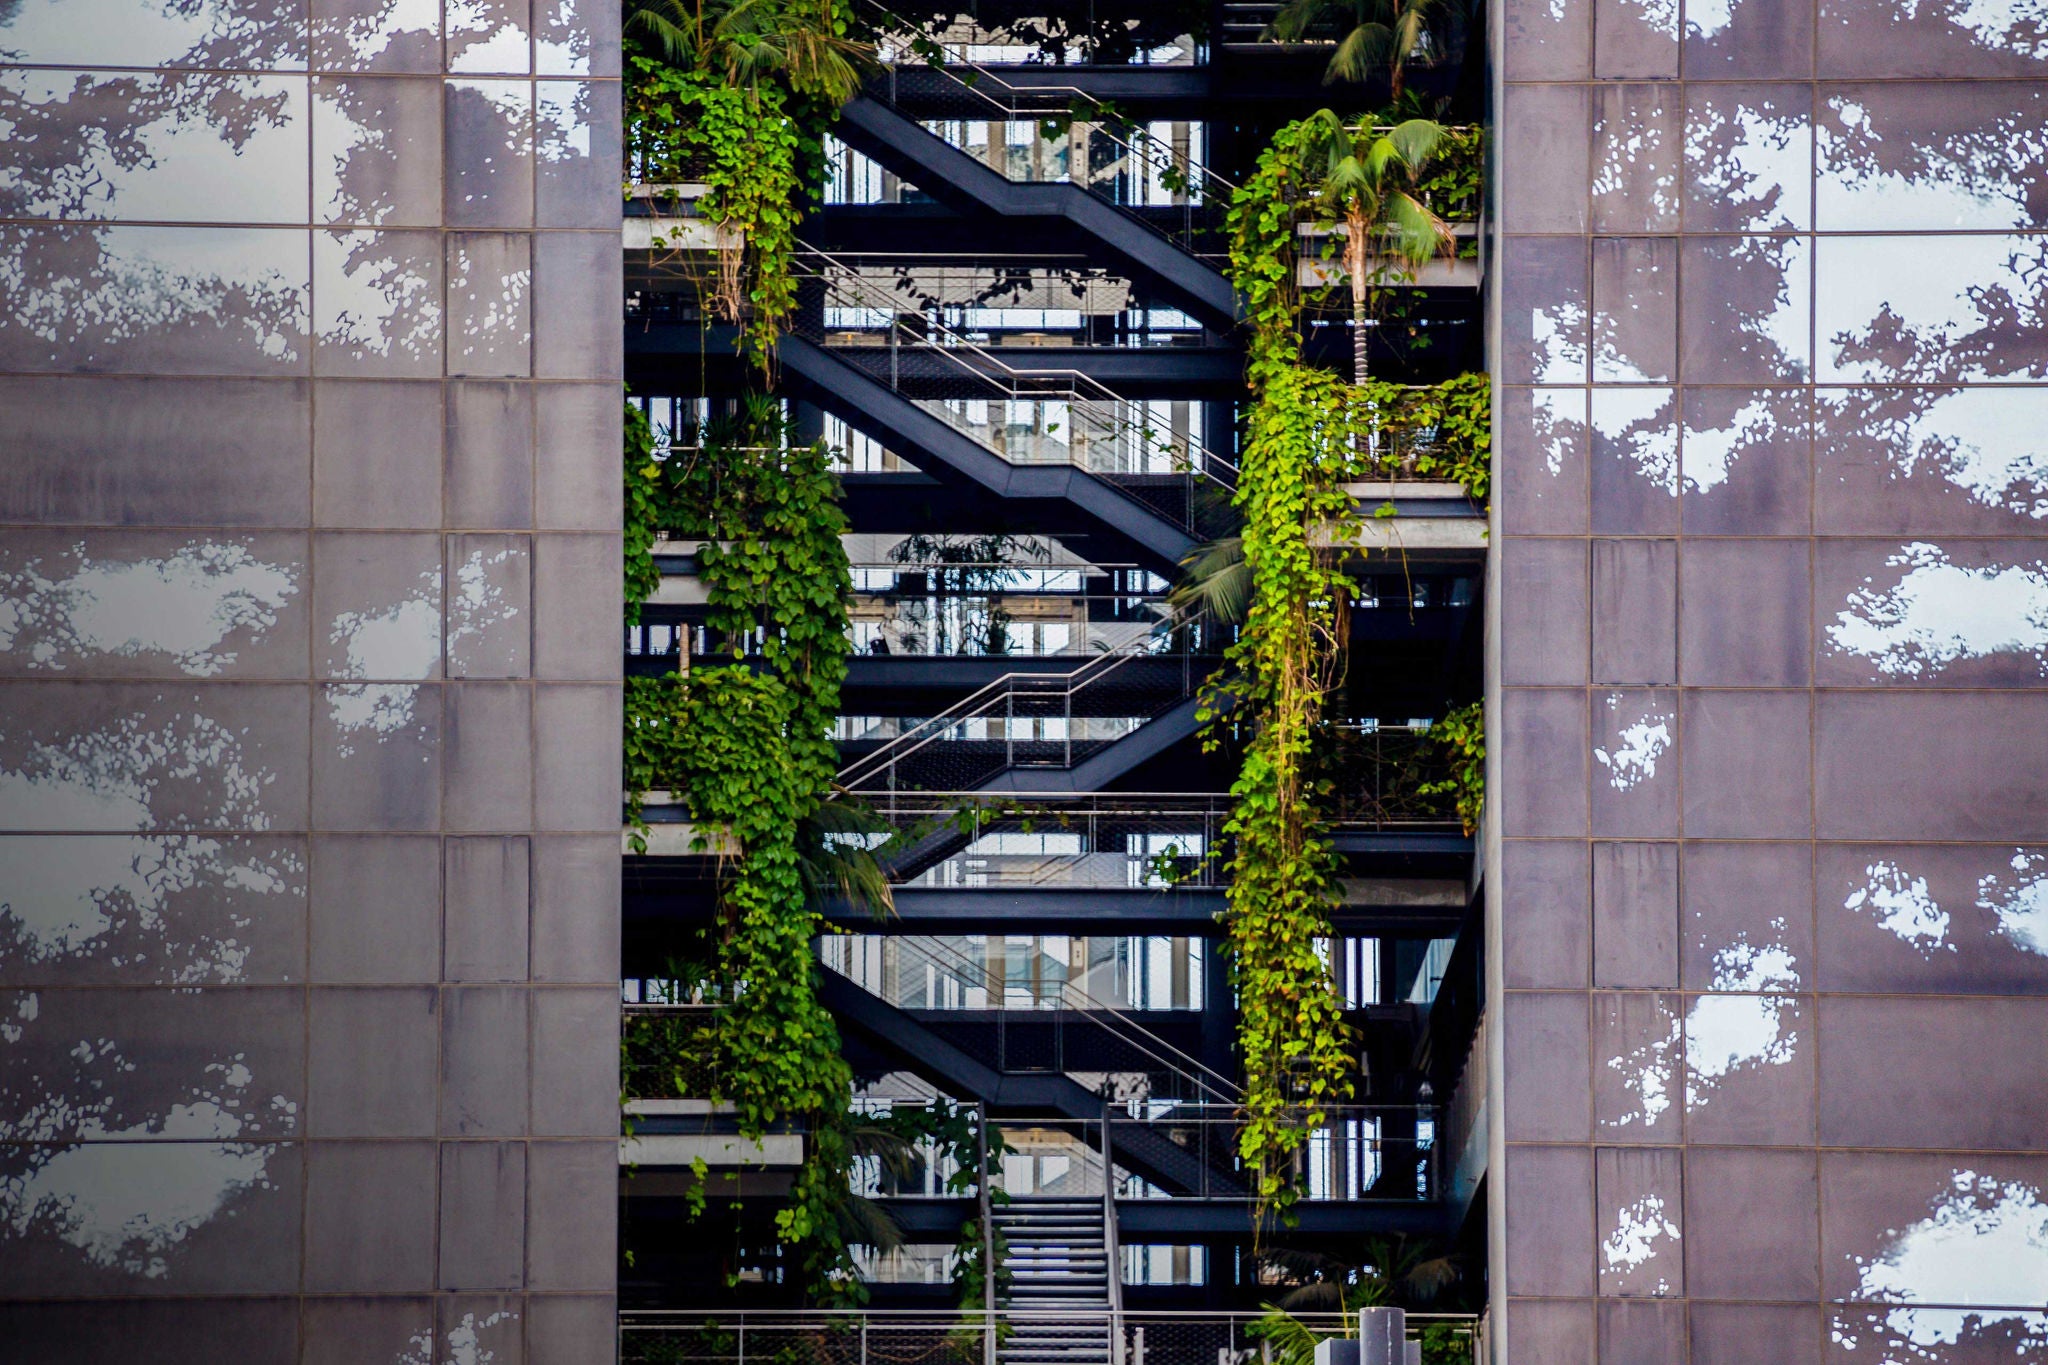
top-left (834, 94), bottom-right (1236, 330)
top-left (836, 612), bottom-right (1216, 797)
top-left (816, 964), bottom-right (1247, 1198)
top-left (838, 5), bottom-right (1238, 329)
top-left (780, 245), bottom-right (1233, 574)
top-left (996, 1198), bottom-right (1119, 1365)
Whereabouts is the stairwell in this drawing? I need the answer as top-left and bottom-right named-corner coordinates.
top-left (832, 95), bottom-right (1237, 330)
top-left (995, 1198), bottom-right (1118, 1365)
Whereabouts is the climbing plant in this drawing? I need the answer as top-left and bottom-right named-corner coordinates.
top-left (1216, 117), bottom-right (1363, 1230)
top-left (621, 0), bottom-right (881, 1306)
top-left (1218, 115), bottom-right (1490, 1230)
top-left (624, 398), bottom-right (664, 623)
top-left (1411, 124), bottom-right (1483, 226)
top-left (626, 0), bottom-right (869, 367)
top-left (1351, 371), bottom-right (1491, 499)
top-left (620, 396), bottom-right (861, 1301)
top-left (1417, 700), bottom-right (1483, 835)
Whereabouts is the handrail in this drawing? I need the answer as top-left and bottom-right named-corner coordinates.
top-left (793, 243), bottom-right (1238, 490)
top-left (833, 607), bottom-right (1202, 791)
top-left (858, 0), bottom-right (1239, 208)
top-left (864, 927), bottom-right (1242, 1104)
top-left (1102, 1097), bottom-right (1125, 1328)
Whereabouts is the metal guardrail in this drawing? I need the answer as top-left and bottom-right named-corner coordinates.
top-left (619, 1310), bottom-right (1485, 1365)
top-left (833, 609), bottom-right (1210, 793)
top-left (791, 244), bottom-right (1238, 491)
top-left (826, 930), bottom-right (1241, 1105)
top-left (978, 1106), bottom-right (1439, 1204)
top-left (860, 0), bottom-right (1240, 210)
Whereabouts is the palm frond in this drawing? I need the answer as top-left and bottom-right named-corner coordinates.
top-left (799, 794), bottom-right (897, 919)
top-left (1327, 22), bottom-right (1398, 83)
top-left (1385, 117), bottom-right (1446, 169)
top-left (837, 1191), bottom-right (907, 1253)
top-left (626, 0), bottom-right (710, 64)
top-left (1268, 0), bottom-right (1334, 42)
top-left (1170, 535), bottom-right (1251, 625)
top-left (846, 1121), bottom-right (923, 1183)
top-left (1247, 1304), bottom-right (1327, 1365)
top-left (1383, 191), bottom-right (1453, 266)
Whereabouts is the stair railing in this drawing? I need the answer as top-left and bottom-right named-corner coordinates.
top-left (792, 244), bottom-right (1239, 495)
top-left (859, 930), bottom-right (1243, 1107)
top-left (978, 1102), bottom-right (996, 1365)
top-left (835, 608), bottom-right (1208, 793)
top-left (1101, 1097), bottom-right (1125, 1358)
top-left (857, 0), bottom-right (1239, 234)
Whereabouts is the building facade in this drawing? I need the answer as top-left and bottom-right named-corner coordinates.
top-left (3, 0), bottom-right (2045, 1359)
top-left (1491, 0), bottom-right (2048, 1357)
top-left (0, 2), bottom-right (623, 1359)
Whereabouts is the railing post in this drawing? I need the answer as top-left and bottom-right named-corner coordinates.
top-left (1102, 1098), bottom-right (1125, 1349)
top-left (978, 1103), bottom-right (996, 1365)
top-left (1064, 684), bottom-right (1074, 768)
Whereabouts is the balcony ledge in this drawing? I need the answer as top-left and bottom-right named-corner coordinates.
top-left (620, 1133), bottom-right (805, 1168)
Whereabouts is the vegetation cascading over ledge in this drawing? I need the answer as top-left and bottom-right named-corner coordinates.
top-left (623, 399), bottom-right (867, 1301)
top-left (625, 0), bottom-right (865, 366)
top-left (1217, 116), bottom-right (1365, 1229)
top-left (622, 0), bottom-right (879, 1301)
top-left (1218, 113), bottom-right (1492, 1225)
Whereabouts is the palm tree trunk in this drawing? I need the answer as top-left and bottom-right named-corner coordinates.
top-left (1347, 207), bottom-right (1369, 387)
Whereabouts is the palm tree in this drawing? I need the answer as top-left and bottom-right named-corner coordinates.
top-left (627, 0), bottom-right (873, 105)
top-left (1300, 109), bottom-right (1455, 386)
top-left (1269, 0), bottom-right (1442, 100)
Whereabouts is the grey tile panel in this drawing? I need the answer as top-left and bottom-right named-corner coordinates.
top-left (0, 0), bottom-right (621, 1349)
top-left (1499, 0), bottom-right (2048, 1348)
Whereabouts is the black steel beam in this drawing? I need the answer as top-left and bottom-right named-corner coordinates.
top-left (775, 334), bottom-right (1199, 575)
top-left (833, 96), bottom-right (1238, 329)
top-left (621, 883), bottom-right (1468, 936)
top-left (845, 653), bottom-right (1203, 693)
top-left (818, 966), bottom-right (1246, 1196)
top-left (625, 322), bottom-right (1243, 399)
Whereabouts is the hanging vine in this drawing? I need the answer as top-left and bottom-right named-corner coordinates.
top-left (1219, 115), bottom-right (1491, 1227)
top-left (626, 0), bottom-right (867, 367)
top-left (624, 397), bottom-right (664, 623)
top-left (1217, 118), bottom-right (1362, 1230)
top-left (620, 398), bottom-right (864, 1301)
top-left (1417, 701), bottom-right (1485, 836)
